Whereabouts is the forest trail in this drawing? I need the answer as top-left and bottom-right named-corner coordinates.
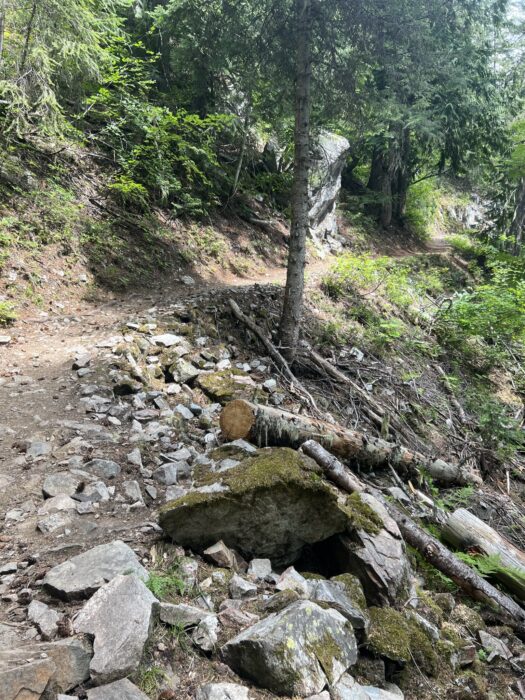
top-left (0, 229), bottom-right (452, 520)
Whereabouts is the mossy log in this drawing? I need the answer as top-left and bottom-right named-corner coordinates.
top-left (301, 440), bottom-right (525, 634)
top-left (443, 508), bottom-right (525, 600)
top-left (220, 399), bottom-right (476, 485)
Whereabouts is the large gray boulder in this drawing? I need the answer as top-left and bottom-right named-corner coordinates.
top-left (86, 678), bottom-right (149, 699)
top-left (43, 540), bottom-right (147, 600)
top-left (330, 494), bottom-right (410, 606)
top-left (0, 637), bottom-right (92, 698)
top-left (74, 574), bottom-right (157, 685)
top-left (309, 131), bottom-right (350, 249)
top-left (159, 448), bottom-right (349, 566)
top-left (222, 601), bottom-right (357, 697)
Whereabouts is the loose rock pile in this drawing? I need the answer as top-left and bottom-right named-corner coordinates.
top-left (1, 297), bottom-right (524, 699)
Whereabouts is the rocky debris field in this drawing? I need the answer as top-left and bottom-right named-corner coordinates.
top-left (0, 287), bottom-right (523, 699)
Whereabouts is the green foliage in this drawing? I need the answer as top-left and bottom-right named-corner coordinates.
top-left (455, 552), bottom-right (525, 590)
top-left (0, 301), bottom-right (17, 326)
top-left (405, 180), bottom-right (441, 240)
top-left (85, 40), bottom-right (233, 213)
top-left (146, 566), bottom-right (186, 600)
top-left (136, 665), bottom-right (169, 696)
top-left (467, 390), bottom-right (524, 461)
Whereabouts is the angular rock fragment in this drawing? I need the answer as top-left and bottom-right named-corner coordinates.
top-left (74, 574), bottom-right (157, 684)
top-left (196, 683), bottom-right (249, 700)
top-left (308, 576), bottom-right (369, 631)
top-left (192, 615), bottom-right (219, 652)
top-left (222, 600), bottom-right (357, 696)
top-left (159, 602), bottom-right (211, 628)
top-left (83, 459), bottom-right (121, 479)
top-left (42, 472), bottom-right (83, 498)
top-left (43, 540), bottom-right (147, 601)
top-left (229, 574), bottom-right (257, 600)
top-left (0, 637), bottom-right (92, 698)
top-left (28, 599), bottom-right (61, 640)
top-left (86, 678), bottom-right (149, 699)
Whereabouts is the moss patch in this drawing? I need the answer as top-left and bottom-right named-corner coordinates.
top-left (367, 607), bottom-right (439, 675)
top-left (159, 447), bottom-right (350, 565)
top-left (342, 493), bottom-right (383, 536)
top-left (332, 573), bottom-right (367, 612)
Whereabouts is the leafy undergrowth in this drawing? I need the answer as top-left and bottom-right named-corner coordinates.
top-left (306, 244), bottom-right (525, 483)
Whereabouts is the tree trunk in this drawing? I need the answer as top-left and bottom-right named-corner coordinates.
top-left (442, 508), bottom-right (525, 600)
top-left (20, 0), bottom-right (38, 73)
top-left (302, 440), bottom-right (525, 632)
top-left (219, 399), bottom-right (477, 485)
top-left (366, 147), bottom-right (393, 227)
top-left (279, 0), bottom-right (312, 361)
top-left (511, 178), bottom-right (525, 255)
top-left (0, 0), bottom-right (6, 69)
top-left (392, 128), bottom-right (411, 224)
top-left (230, 106), bottom-right (251, 199)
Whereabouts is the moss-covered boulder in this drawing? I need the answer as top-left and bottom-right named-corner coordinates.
top-left (159, 448), bottom-right (348, 565)
top-left (196, 369), bottom-right (260, 403)
top-left (366, 607), bottom-right (439, 675)
top-left (221, 600), bottom-right (357, 697)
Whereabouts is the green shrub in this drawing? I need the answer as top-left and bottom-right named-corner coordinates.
top-left (0, 301), bottom-right (16, 325)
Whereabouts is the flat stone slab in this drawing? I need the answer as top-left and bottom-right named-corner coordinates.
top-left (222, 600), bottom-right (357, 697)
top-left (86, 678), bottom-right (149, 699)
top-left (196, 683), bottom-right (249, 700)
top-left (43, 472), bottom-right (84, 498)
top-left (0, 637), bottom-right (92, 698)
top-left (74, 574), bottom-right (157, 685)
top-left (83, 459), bottom-right (121, 479)
top-left (43, 540), bottom-right (147, 601)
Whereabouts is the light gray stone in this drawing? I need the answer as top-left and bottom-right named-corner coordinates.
top-left (27, 440), bottom-right (52, 459)
top-left (222, 601), bottom-right (357, 696)
top-left (82, 480), bottom-right (111, 502)
top-left (159, 602), bottom-right (210, 627)
top-left (122, 480), bottom-right (143, 503)
top-left (330, 674), bottom-right (404, 700)
top-left (28, 599), bottom-right (60, 640)
top-left (230, 574), bottom-right (257, 600)
top-left (247, 558), bottom-right (272, 581)
top-left (38, 494), bottom-right (77, 514)
top-left (43, 473), bottom-right (83, 498)
top-left (86, 678), bottom-right (149, 699)
top-left (151, 333), bottom-right (184, 347)
top-left (192, 615), bottom-right (219, 652)
top-left (74, 574), bottom-right (157, 684)
top-left (43, 540), bottom-right (147, 601)
top-left (309, 579), bottom-right (369, 631)
top-left (275, 567), bottom-right (309, 596)
top-left (37, 512), bottom-right (74, 534)
top-left (175, 404), bottom-right (194, 420)
top-left (203, 540), bottom-right (239, 569)
top-left (196, 683), bottom-right (249, 700)
top-left (127, 448), bottom-right (143, 467)
top-left (153, 461), bottom-right (191, 485)
top-left (0, 637), bottom-right (92, 697)
top-left (83, 459), bottom-right (121, 479)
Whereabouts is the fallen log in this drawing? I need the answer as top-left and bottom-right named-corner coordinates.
top-left (442, 508), bottom-right (525, 601)
top-left (220, 399), bottom-right (477, 485)
top-left (301, 440), bottom-right (525, 633)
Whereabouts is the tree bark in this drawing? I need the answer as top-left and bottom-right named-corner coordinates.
top-left (20, 0), bottom-right (38, 73)
top-left (366, 146), bottom-right (393, 227)
top-left (279, 0), bottom-right (312, 361)
top-left (302, 440), bottom-right (525, 632)
top-left (442, 508), bottom-right (525, 600)
top-left (219, 399), bottom-right (477, 485)
top-left (0, 0), bottom-right (6, 69)
top-left (511, 178), bottom-right (525, 255)
top-left (230, 106), bottom-right (251, 199)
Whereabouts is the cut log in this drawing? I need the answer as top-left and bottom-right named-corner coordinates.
top-left (301, 440), bottom-right (525, 633)
top-left (442, 508), bottom-right (525, 600)
top-left (220, 399), bottom-right (477, 485)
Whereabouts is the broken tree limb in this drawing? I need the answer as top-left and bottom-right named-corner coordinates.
top-left (228, 299), bottom-right (318, 412)
top-left (220, 399), bottom-right (478, 485)
top-left (299, 343), bottom-right (408, 437)
top-left (442, 508), bottom-right (525, 600)
top-left (301, 439), bottom-right (525, 633)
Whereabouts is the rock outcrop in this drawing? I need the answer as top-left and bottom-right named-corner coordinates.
top-left (309, 131), bottom-right (350, 251)
top-left (222, 600), bottom-right (357, 696)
